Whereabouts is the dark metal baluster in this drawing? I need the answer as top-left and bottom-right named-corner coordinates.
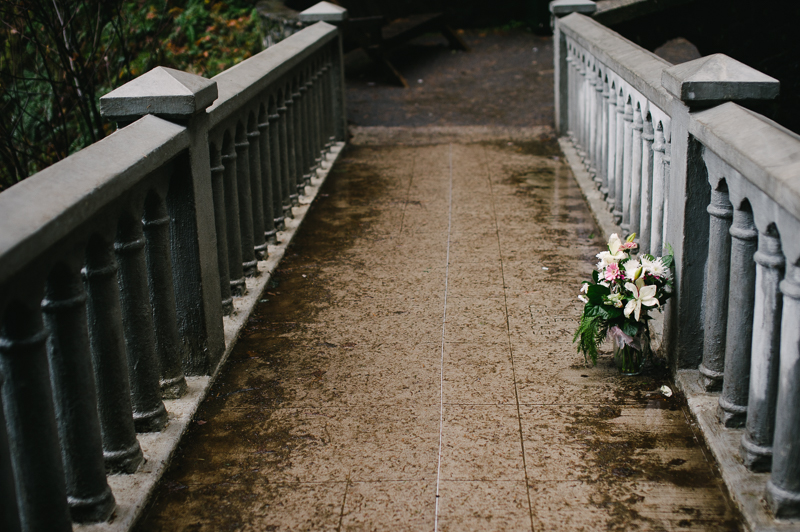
top-left (0, 301), bottom-right (72, 531)
top-left (42, 265), bottom-right (116, 522)
top-left (741, 227), bottom-right (784, 470)
top-left (718, 203), bottom-right (758, 427)
top-left (143, 197), bottom-right (189, 399)
top-left (235, 128), bottom-right (258, 278)
top-left (285, 88), bottom-right (299, 206)
top-left (222, 145), bottom-right (246, 295)
top-left (0, 381), bottom-right (21, 532)
top-left (278, 97), bottom-right (295, 217)
top-left (699, 184), bottom-right (733, 391)
top-left (115, 218), bottom-right (169, 432)
top-left (311, 63), bottom-right (324, 173)
top-left (291, 84), bottom-right (305, 198)
top-left (210, 147), bottom-right (233, 314)
top-left (83, 240), bottom-right (144, 473)
top-left (258, 110), bottom-right (277, 244)
top-left (269, 106), bottom-right (286, 230)
top-left (247, 121), bottom-right (268, 261)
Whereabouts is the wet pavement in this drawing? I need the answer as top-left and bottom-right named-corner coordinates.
top-left (135, 133), bottom-right (741, 531)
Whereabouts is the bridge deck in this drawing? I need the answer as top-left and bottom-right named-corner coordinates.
top-left (135, 131), bottom-right (740, 531)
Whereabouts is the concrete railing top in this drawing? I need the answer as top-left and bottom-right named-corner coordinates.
top-left (690, 101), bottom-right (800, 225)
top-left (558, 12), bottom-right (674, 111)
top-left (0, 115), bottom-right (188, 287)
top-left (206, 21), bottom-right (338, 127)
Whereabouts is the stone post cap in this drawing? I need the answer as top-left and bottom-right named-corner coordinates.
top-left (662, 54), bottom-right (779, 105)
top-left (299, 2), bottom-right (348, 23)
top-left (550, 0), bottom-right (597, 16)
top-left (100, 67), bottom-right (218, 122)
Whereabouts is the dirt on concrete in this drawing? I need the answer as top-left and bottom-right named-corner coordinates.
top-left (345, 28), bottom-right (554, 128)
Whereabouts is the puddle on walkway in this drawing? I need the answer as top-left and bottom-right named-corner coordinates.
top-left (135, 140), bottom-right (741, 531)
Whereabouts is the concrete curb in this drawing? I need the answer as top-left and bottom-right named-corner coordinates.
top-left (74, 142), bottom-right (346, 532)
top-left (676, 370), bottom-right (800, 532)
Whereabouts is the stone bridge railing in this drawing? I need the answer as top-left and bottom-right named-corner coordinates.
top-left (552, 1), bottom-right (800, 526)
top-left (0, 9), bottom-right (345, 531)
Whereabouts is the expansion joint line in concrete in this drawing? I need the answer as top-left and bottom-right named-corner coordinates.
top-left (434, 144), bottom-right (454, 532)
top-left (482, 145), bottom-right (536, 532)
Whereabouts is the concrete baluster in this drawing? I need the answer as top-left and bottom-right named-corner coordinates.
top-left (0, 301), bottom-right (72, 531)
top-left (277, 95), bottom-right (293, 219)
top-left (209, 146), bottom-right (233, 315)
top-left (597, 75), bottom-right (608, 189)
top-left (247, 117), bottom-right (268, 261)
top-left (0, 381), bottom-right (21, 532)
top-left (617, 97), bottom-right (632, 226)
top-left (550, 0), bottom-right (597, 136)
top-left (740, 227), bottom-right (784, 470)
top-left (579, 56), bottom-right (589, 156)
top-left (627, 105), bottom-right (643, 236)
top-left (718, 202), bottom-right (758, 427)
top-left (766, 261), bottom-right (800, 518)
top-left (586, 65), bottom-right (597, 173)
top-left (258, 107), bottom-right (278, 244)
top-left (557, 45), bottom-right (576, 139)
top-left (222, 139), bottom-right (246, 295)
top-left (143, 195), bottom-right (189, 398)
top-left (639, 114), bottom-right (654, 255)
top-left (593, 70), bottom-right (604, 183)
top-left (605, 82), bottom-right (617, 203)
top-left (234, 126), bottom-right (258, 278)
top-left (83, 238), bottom-right (144, 473)
top-left (650, 124), bottom-right (665, 255)
top-left (115, 216), bottom-right (169, 432)
top-left (661, 136), bottom-right (671, 251)
top-left (613, 90), bottom-right (625, 222)
top-left (42, 265), bottom-right (116, 522)
top-left (699, 183), bottom-right (733, 390)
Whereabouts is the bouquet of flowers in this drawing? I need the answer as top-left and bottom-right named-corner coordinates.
top-left (573, 233), bottom-right (673, 367)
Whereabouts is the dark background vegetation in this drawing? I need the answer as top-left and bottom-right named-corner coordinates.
top-left (0, 0), bottom-right (263, 190)
top-left (1, 0), bottom-right (798, 190)
top-left (605, 0), bottom-right (800, 136)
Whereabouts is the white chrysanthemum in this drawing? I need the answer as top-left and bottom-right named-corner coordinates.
top-left (624, 259), bottom-right (642, 281)
top-left (642, 256), bottom-right (670, 279)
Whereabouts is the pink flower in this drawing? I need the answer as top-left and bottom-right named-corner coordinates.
top-left (620, 241), bottom-right (638, 250)
top-left (604, 263), bottom-right (620, 281)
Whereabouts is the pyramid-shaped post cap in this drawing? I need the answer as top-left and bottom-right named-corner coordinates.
top-left (299, 1), bottom-right (348, 23)
top-left (100, 67), bottom-right (218, 122)
top-left (550, 0), bottom-right (597, 16)
top-left (662, 54), bottom-right (779, 105)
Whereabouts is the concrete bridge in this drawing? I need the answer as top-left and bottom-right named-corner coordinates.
top-left (0, 2), bottom-right (798, 531)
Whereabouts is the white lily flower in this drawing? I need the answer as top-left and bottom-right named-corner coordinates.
top-left (606, 233), bottom-right (628, 262)
top-left (624, 278), bottom-right (659, 321)
top-left (624, 259), bottom-right (642, 281)
top-left (578, 295), bottom-right (589, 303)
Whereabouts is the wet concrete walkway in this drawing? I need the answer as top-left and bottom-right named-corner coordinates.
top-left (136, 131), bottom-right (740, 531)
